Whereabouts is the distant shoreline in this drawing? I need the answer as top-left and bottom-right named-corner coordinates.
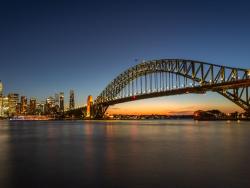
top-left (1, 118), bottom-right (249, 121)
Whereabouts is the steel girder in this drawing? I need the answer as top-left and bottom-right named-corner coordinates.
top-left (94, 59), bottom-right (250, 118)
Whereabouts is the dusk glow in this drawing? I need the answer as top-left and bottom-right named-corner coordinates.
top-left (0, 0), bottom-right (250, 116)
top-left (1, 1), bottom-right (250, 188)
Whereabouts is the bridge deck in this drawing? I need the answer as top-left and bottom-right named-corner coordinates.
top-left (99, 79), bottom-right (250, 106)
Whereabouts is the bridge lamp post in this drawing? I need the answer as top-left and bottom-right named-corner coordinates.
top-left (248, 70), bottom-right (250, 77)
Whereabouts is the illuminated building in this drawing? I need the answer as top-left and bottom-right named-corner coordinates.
top-left (53, 93), bottom-right (60, 113)
top-left (45, 96), bottom-right (55, 114)
top-left (8, 93), bottom-right (19, 116)
top-left (46, 97), bottom-right (55, 107)
top-left (86, 95), bottom-right (93, 118)
top-left (0, 81), bottom-right (3, 116)
top-left (0, 80), bottom-right (3, 96)
top-left (37, 101), bottom-right (45, 115)
top-left (29, 98), bottom-right (36, 115)
top-left (59, 92), bottom-right (64, 113)
top-left (16, 103), bottom-right (21, 115)
top-left (0, 96), bottom-right (9, 117)
top-left (21, 96), bottom-right (28, 115)
top-left (55, 93), bottom-right (59, 106)
top-left (69, 90), bottom-right (75, 110)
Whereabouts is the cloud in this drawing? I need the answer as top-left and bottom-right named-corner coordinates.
top-left (167, 110), bottom-right (194, 115)
top-left (109, 107), bottom-right (120, 110)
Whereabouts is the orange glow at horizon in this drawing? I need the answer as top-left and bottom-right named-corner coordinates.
top-left (106, 92), bottom-right (244, 115)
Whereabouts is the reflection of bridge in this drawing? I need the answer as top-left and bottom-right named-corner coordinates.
top-left (93, 59), bottom-right (250, 118)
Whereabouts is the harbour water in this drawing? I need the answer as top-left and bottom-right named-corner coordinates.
top-left (0, 120), bottom-right (250, 188)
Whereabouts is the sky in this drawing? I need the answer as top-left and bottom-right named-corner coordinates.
top-left (0, 0), bottom-right (250, 114)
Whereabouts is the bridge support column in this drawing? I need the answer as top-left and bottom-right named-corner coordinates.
top-left (93, 104), bottom-right (109, 119)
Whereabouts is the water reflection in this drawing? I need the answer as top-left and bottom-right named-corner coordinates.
top-left (0, 120), bottom-right (250, 188)
top-left (0, 121), bottom-right (11, 188)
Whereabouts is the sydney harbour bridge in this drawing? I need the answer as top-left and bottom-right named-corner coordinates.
top-left (70, 59), bottom-right (250, 119)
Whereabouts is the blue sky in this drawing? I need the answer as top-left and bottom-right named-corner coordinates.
top-left (0, 0), bottom-right (250, 112)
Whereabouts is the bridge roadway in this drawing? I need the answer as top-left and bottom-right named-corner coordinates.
top-left (100, 79), bottom-right (250, 106)
top-left (61, 59), bottom-right (250, 118)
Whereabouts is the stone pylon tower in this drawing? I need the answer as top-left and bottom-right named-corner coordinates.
top-left (86, 95), bottom-right (93, 118)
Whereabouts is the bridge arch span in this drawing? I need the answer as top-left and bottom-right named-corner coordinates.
top-left (94, 59), bottom-right (250, 118)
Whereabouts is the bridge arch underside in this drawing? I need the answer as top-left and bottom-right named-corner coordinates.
top-left (95, 59), bottom-right (250, 118)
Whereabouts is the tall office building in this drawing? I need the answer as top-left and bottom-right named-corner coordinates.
top-left (46, 97), bottom-right (55, 107)
top-left (16, 103), bottom-right (21, 115)
top-left (29, 98), bottom-right (36, 115)
top-left (55, 93), bottom-right (59, 106)
top-left (0, 80), bottom-right (3, 96)
top-left (45, 96), bottom-right (55, 114)
top-left (0, 81), bottom-right (3, 116)
top-left (37, 101), bottom-right (45, 115)
top-left (0, 96), bottom-right (9, 117)
top-left (8, 93), bottom-right (19, 116)
top-left (59, 92), bottom-right (64, 113)
top-left (21, 96), bottom-right (28, 115)
top-left (69, 90), bottom-right (75, 110)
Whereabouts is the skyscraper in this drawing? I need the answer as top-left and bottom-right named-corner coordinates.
top-left (0, 80), bottom-right (3, 96)
top-left (69, 90), bottom-right (75, 110)
top-left (0, 96), bottom-right (9, 117)
top-left (29, 98), bottom-right (36, 115)
top-left (8, 93), bottom-right (19, 116)
top-left (21, 96), bottom-right (28, 115)
top-left (0, 81), bottom-right (3, 116)
top-left (16, 103), bottom-right (21, 115)
top-left (55, 93), bottom-right (59, 106)
top-left (37, 101), bottom-right (45, 115)
top-left (59, 92), bottom-right (64, 113)
top-left (45, 96), bottom-right (55, 115)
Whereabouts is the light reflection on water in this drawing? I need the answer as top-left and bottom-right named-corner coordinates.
top-left (0, 120), bottom-right (250, 188)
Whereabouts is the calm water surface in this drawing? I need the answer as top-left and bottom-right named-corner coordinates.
top-left (0, 120), bottom-right (249, 188)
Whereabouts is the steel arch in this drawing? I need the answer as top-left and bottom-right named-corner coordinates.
top-left (94, 59), bottom-right (250, 118)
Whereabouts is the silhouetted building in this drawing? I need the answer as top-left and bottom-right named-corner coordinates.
top-left (59, 92), bottom-right (64, 113)
top-left (69, 90), bottom-right (75, 110)
top-left (194, 110), bottom-right (226, 120)
top-left (55, 93), bottom-right (59, 106)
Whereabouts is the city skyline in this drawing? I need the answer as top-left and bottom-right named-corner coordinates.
top-left (0, 0), bottom-right (250, 114)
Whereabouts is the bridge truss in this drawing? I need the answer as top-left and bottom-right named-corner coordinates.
top-left (94, 59), bottom-right (250, 118)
